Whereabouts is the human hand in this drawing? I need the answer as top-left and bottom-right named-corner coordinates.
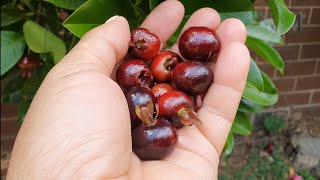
top-left (7, 1), bottom-right (250, 179)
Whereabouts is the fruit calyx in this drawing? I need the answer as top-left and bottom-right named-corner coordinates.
top-left (137, 70), bottom-right (153, 88)
top-left (130, 37), bottom-right (148, 50)
top-left (135, 101), bottom-right (159, 126)
top-left (177, 108), bottom-right (202, 127)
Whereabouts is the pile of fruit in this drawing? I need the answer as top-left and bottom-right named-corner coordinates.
top-left (116, 27), bottom-right (221, 160)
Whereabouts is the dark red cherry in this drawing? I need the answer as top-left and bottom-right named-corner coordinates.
top-left (125, 86), bottom-right (156, 130)
top-left (150, 51), bottom-right (182, 83)
top-left (129, 28), bottom-right (161, 61)
top-left (116, 59), bottom-right (153, 89)
top-left (151, 83), bottom-right (174, 99)
top-left (132, 118), bottom-right (177, 160)
top-left (179, 27), bottom-right (221, 62)
top-left (171, 61), bottom-right (213, 95)
top-left (17, 54), bottom-right (41, 78)
top-left (157, 91), bottom-right (202, 128)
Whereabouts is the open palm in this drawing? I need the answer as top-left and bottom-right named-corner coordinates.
top-left (7, 1), bottom-right (250, 179)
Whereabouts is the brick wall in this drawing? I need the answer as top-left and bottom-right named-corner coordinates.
top-left (254, 0), bottom-right (320, 110)
top-left (1, 0), bottom-right (320, 171)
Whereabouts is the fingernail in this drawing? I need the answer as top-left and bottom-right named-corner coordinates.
top-left (105, 15), bottom-right (120, 23)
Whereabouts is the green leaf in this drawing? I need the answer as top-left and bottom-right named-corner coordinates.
top-left (220, 11), bottom-right (256, 25)
top-left (23, 20), bottom-right (66, 63)
top-left (18, 98), bottom-right (32, 124)
top-left (242, 71), bottom-right (278, 106)
top-left (246, 23), bottom-right (282, 43)
top-left (246, 36), bottom-right (284, 74)
top-left (247, 58), bottom-right (264, 91)
top-left (64, 0), bottom-right (136, 38)
top-left (1, 69), bottom-right (24, 103)
top-left (1, 7), bottom-right (25, 27)
top-left (44, 0), bottom-right (88, 10)
top-left (180, 0), bottom-right (254, 14)
top-left (223, 132), bottom-right (234, 156)
top-left (238, 98), bottom-right (264, 113)
top-left (1, 31), bottom-right (26, 76)
top-left (267, 0), bottom-right (296, 35)
top-left (149, 0), bottom-right (161, 11)
top-left (231, 112), bottom-right (252, 136)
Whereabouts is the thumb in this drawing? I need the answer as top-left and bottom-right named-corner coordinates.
top-left (60, 16), bottom-right (131, 77)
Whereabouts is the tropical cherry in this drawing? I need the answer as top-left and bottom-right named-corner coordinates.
top-left (17, 54), bottom-right (41, 78)
top-left (116, 59), bottom-right (153, 89)
top-left (151, 83), bottom-right (174, 99)
top-left (132, 101), bottom-right (177, 160)
top-left (150, 51), bottom-right (182, 83)
top-left (157, 90), bottom-right (202, 128)
top-left (171, 61), bottom-right (213, 95)
top-left (129, 28), bottom-right (161, 61)
top-left (125, 86), bottom-right (156, 130)
top-left (179, 27), bottom-right (221, 62)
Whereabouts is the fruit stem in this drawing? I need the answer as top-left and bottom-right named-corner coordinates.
top-left (135, 101), bottom-right (158, 126)
top-left (177, 108), bottom-right (202, 127)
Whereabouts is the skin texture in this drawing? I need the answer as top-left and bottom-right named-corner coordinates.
top-left (125, 86), bottom-right (156, 130)
top-left (171, 61), bottom-right (214, 95)
top-left (150, 51), bottom-right (182, 83)
top-left (129, 28), bottom-right (161, 61)
top-left (179, 27), bottom-right (220, 61)
top-left (7, 1), bottom-right (249, 179)
top-left (132, 118), bottom-right (178, 160)
top-left (116, 59), bottom-right (153, 89)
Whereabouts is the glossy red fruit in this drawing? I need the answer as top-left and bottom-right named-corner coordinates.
top-left (125, 86), bottom-right (156, 130)
top-left (17, 54), bottom-right (41, 78)
top-left (116, 59), bottom-right (154, 89)
top-left (171, 61), bottom-right (213, 95)
top-left (151, 83), bottom-right (174, 99)
top-left (129, 28), bottom-right (161, 61)
top-left (179, 27), bottom-right (220, 62)
top-left (150, 51), bottom-right (182, 83)
top-left (132, 118), bottom-right (178, 160)
top-left (157, 91), bottom-right (202, 128)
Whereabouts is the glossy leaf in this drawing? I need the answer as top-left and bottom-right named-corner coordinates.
top-left (180, 0), bottom-right (254, 14)
top-left (64, 0), bottom-right (136, 38)
top-left (231, 112), bottom-right (252, 136)
top-left (1, 7), bottom-right (25, 27)
top-left (267, 0), bottom-right (296, 35)
top-left (242, 71), bottom-right (278, 106)
top-left (220, 11), bottom-right (256, 25)
top-left (23, 20), bottom-right (66, 63)
top-left (238, 98), bottom-right (264, 113)
top-left (246, 36), bottom-right (284, 74)
top-left (246, 23), bottom-right (282, 43)
top-left (247, 58), bottom-right (264, 91)
top-left (1, 31), bottom-right (26, 76)
top-left (223, 132), bottom-right (234, 156)
top-left (44, 0), bottom-right (88, 10)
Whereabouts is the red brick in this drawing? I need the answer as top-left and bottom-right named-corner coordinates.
top-left (289, 8), bottom-right (311, 24)
top-left (1, 103), bottom-right (18, 118)
top-left (276, 92), bottom-right (311, 107)
top-left (296, 75), bottom-right (320, 90)
top-left (274, 45), bottom-right (300, 61)
top-left (311, 91), bottom-right (320, 103)
top-left (285, 27), bottom-right (320, 43)
top-left (278, 60), bottom-right (317, 77)
top-left (300, 44), bottom-right (320, 59)
top-left (310, 8), bottom-right (320, 24)
top-left (293, 105), bottom-right (320, 116)
top-left (273, 78), bottom-right (296, 92)
top-left (1, 119), bottom-right (20, 137)
top-left (258, 64), bottom-right (275, 77)
top-left (317, 60), bottom-right (320, 74)
top-left (291, 0), bottom-right (320, 6)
